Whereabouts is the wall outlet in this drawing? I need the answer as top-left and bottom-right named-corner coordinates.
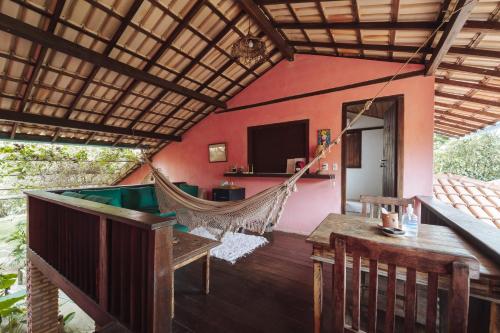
top-left (332, 163), bottom-right (338, 171)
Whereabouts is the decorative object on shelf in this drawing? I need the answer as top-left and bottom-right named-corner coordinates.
top-left (231, 18), bottom-right (267, 66)
top-left (208, 143), bottom-right (227, 163)
top-left (286, 157), bottom-right (306, 174)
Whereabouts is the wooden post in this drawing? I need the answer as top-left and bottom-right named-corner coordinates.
top-left (203, 252), bottom-right (210, 294)
top-left (98, 216), bottom-right (108, 310)
top-left (147, 226), bottom-right (173, 333)
top-left (448, 262), bottom-right (470, 333)
top-left (313, 247), bottom-right (323, 333)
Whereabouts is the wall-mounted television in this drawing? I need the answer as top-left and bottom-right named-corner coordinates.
top-left (247, 120), bottom-right (309, 173)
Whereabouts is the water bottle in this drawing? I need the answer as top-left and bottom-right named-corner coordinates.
top-left (403, 204), bottom-right (419, 237)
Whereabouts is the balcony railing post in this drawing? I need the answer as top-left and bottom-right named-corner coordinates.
top-left (147, 226), bottom-right (173, 333)
top-left (97, 216), bottom-right (109, 311)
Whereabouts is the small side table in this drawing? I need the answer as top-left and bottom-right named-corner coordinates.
top-left (172, 231), bottom-right (220, 318)
top-left (212, 186), bottom-right (245, 201)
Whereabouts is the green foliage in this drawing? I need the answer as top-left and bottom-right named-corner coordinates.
top-left (434, 131), bottom-right (500, 181)
top-left (0, 270), bottom-right (26, 331)
top-left (4, 221), bottom-right (26, 270)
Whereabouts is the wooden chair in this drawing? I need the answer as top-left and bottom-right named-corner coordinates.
top-left (330, 232), bottom-right (476, 333)
top-left (360, 195), bottom-right (414, 220)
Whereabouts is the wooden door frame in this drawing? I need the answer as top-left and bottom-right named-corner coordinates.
top-left (340, 94), bottom-right (404, 214)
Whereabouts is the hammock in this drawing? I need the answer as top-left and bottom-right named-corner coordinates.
top-left (149, 153), bottom-right (325, 238)
top-left (149, 1), bottom-right (468, 238)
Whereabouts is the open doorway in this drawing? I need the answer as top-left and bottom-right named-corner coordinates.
top-left (341, 95), bottom-right (404, 214)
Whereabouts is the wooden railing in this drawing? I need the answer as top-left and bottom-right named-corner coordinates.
top-left (26, 190), bottom-right (175, 333)
top-left (417, 195), bottom-right (500, 267)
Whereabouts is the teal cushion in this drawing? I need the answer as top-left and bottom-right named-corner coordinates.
top-left (61, 191), bottom-right (86, 199)
top-left (141, 207), bottom-right (161, 214)
top-left (173, 223), bottom-right (189, 233)
top-left (179, 184), bottom-right (198, 197)
top-left (121, 187), bottom-right (157, 211)
top-left (84, 195), bottom-right (114, 205)
top-left (156, 211), bottom-right (176, 218)
top-left (80, 188), bottom-right (122, 207)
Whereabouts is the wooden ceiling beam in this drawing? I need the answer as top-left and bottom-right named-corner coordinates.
top-left (63, 0), bottom-right (144, 121)
top-left (295, 50), bottom-right (422, 64)
top-left (434, 118), bottom-right (482, 131)
top-left (435, 78), bottom-right (500, 94)
top-left (0, 12), bottom-right (225, 109)
top-left (448, 47), bottom-right (500, 59)
top-left (434, 101), bottom-right (499, 119)
top-left (425, 0), bottom-right (477, 75)
top-left (238, 0), bottom-right (294, 61)
top-left (0, 109), bottom-right (181, 142)
top-left (272, 20), bottom-right (498, 32)
top-left (127, 11), bottom-right (245, 129)
top-left (434, 109), bottom-right (497, 126)
top-left (434, 126), bottom-right (465, 136)
top-left (100, 0), bottom-right (208, 125)
top-left (17, 0), bottom-right (65, 115)
top-left (439, 62), bottom-right (500, 78)
top-left (435, 91), bottom-right (500, 108)
top-left (290, 41), bottom-right (431, 53)
top-left (276, 21), bottom-right (439, 30)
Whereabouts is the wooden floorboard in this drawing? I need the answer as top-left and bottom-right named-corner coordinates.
top-left (172, 231), bottom-right (331, 333)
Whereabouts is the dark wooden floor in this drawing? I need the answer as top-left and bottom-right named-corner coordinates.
top-left (172, 231), bottom-right (332, 333)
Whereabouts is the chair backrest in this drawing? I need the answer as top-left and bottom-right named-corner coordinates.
top-left (360, 195), bottom-right (414, 220)
top-left (330, 232), bottom-right (475, 333)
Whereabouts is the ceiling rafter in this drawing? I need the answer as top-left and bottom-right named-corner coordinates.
top-left (435, 78), bottom-right (500, 94)
top-left (425, 0), bottom-right (477, 75)
top-left (351, 0), bottom-right (364, 58)
top-left (273, 20), bottom-right (498, 32)
top-left (434, 102), bottom-right (499, 119)
top-left (314, 1), bottom-right (338, 56)
top-left (389, 0), bottom-right (400, 60)
top-left (290, 41), bottom-right (431, 54)
top-left (10, 0), bottom-right (65, 140)
top-left (128, 11), bottom-right (246, 130)
top-left (435, 91), bottom-right (500, 108)
top-left (0, 109), bottom-right (181, 142)
top-left (168, 49), bottom-right (281, 136)
top-left (0, 12), bottom-right (226, 109)
top-left (239, 0), bottom-right (294, 61)
top-left (62, 0), bottom-right (144, 121)
top-left (439, 63), bottom-right (500, 78)
top-left (434, 109), bottom-right (497, 126)
top-left (98, 0), bottom-right (208, 126)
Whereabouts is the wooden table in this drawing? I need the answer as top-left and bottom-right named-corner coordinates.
top-left (172, 231), bottom-right (220, 317)
top-left (306, 214), bottom-right (500, 333)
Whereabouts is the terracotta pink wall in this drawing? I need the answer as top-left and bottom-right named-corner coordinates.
top-left (122, 55), bottom-right (435, 234)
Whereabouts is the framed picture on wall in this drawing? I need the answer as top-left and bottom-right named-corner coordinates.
top-left (208, 143), bottom-right (227, 163)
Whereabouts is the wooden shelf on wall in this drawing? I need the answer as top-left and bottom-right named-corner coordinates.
top-left (223, 172), bottom-right (334, 179)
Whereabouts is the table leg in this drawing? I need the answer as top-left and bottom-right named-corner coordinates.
top-left (171, 271), bottom-right (175, 318)
top-left (491, 303), bottom-right (499, 333)
top-left (313, 260), bottom-right (323, 333)
top-left (203, 252), bottom-right (210, 294)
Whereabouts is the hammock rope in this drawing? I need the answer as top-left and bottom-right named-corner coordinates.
top-left (148, 1), bottom-right (473, 238)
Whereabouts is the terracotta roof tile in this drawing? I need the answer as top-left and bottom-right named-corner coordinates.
top-left (433, 174), bottom-right (500, 229)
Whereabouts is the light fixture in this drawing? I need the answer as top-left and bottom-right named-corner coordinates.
top-left (231, 19), bottom-right (267, 66)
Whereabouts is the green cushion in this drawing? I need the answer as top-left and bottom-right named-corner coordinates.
top-left (121, 187), bottom-right (157, 211)
top-left (61, 191), bottom-right (86, 199)
top-left (156, 211), bottom-right (176, 218)
top-left (80, 188), bottom-right (122, 207)
top-left (84, 195), bottom-right (114, 205)
top-left (179, 184), bottom-right (198, 197)
top-left (141, 207), bottom-right (161, 214)
top-left (173, 223), bottom-right (189, 233)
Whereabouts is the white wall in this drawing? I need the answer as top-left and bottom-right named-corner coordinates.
top-left (346, 115), bottom-right (384, 200)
